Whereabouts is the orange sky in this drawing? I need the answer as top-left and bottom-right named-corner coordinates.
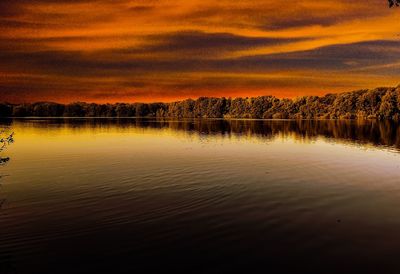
top-left (0, 0), bottom-right (399, 103)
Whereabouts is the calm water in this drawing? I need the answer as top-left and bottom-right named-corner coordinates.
top-left (1, 118), bottom-right (400, 274)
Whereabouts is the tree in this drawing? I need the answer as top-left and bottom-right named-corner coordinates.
top-left (0, 104), bottom-right (12, 117)
top-left (135, 103), bottom-right (149, 117)
top-left (389, 0), bottom-right (400, 7)
top-left (64, 102), bottom-right (86, 117)
top-left (2, 86), bottom-right (400, 120)
top-left (379, 90), bottom-right (399, 118)
top-left (0, 130), bottom-right (14, 165)
top-left (0, 130), bottom-right (13, 210)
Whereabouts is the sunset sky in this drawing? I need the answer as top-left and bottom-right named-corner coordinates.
top-left (1, 0), bottom-right (400, 103)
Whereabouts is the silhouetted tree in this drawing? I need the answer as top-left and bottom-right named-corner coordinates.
top-left (0, 104), bottom-right (12, 117)
top-left (135, 103), bottom-right (149, 117)
top-left (0, 130), bottom-right (13, 165)
top-left (389, 0), bottom-right (400, 7)
top-left (64, 102), bottom-right (86, 117)
top-left (0, 129), bottom-right (13, 211)
top-left (1, 86), bottom-right (400, 120)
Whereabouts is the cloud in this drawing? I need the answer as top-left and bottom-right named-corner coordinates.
top-left (3, 38), bottom-right (398, 75)
top-left (0, 0), bottom-right (398, 102)
top-left (239, 40), bottom-right (400, 71)
top-left (116, 31), bottom-right (309, 58)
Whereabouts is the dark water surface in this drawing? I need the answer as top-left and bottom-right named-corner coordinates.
top-left (1, 118), bottom-right (400, 274)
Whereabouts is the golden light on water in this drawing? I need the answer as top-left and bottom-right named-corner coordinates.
top-left (2, 119), bottom-right (400, 273)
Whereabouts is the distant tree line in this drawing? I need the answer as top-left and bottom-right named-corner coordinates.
top-left (1, 86), bottom-right (400, 120)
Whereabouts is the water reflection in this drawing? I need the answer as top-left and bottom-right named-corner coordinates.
top-left (1, 118), bottom-right (400, 274)
top-left (6, 118), bottom-right (400, 151)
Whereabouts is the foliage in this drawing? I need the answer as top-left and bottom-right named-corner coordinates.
top-left (0, 129), bottom-right (13, 211)
top-left (389, 0), bottom-right (400, 7)
top-left (0, 130), bottom-right (14, 165)
top-left (1, 86), bottom-right (400, 120)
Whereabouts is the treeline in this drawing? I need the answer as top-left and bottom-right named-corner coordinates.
top-left (1, 86), bottom-right (400, 119)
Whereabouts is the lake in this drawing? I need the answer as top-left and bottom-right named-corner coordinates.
top-left (1, 118), bottom-right (400, 274)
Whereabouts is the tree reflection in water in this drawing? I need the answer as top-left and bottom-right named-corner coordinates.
top-left (20, 118), bottom-right (400, 151)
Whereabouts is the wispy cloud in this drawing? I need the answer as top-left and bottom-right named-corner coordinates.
top-left (0, 0), bottom-right (399, 102)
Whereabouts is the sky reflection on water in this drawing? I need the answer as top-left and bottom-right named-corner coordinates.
top-left (0, 119), bottom-right (400, 274)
